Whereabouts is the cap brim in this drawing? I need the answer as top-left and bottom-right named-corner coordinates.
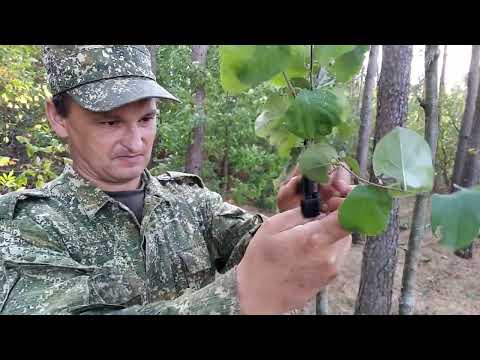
top-left (67, 77), bottom-right (180, 112)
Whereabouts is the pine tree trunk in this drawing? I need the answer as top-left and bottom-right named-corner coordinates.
top-left (455, 75), bottom-right (480, 259)
top-left (433, 45), bottom-right (448, 192)
top-left (451, 46), bottom-right (480, 190)
top-left (399, 45), bottom-right (440, 315)
top-left (185, 45), bottom-right (209, 175)
top-left (352, 45), bottom-right (380, 245)
top-left (354, 45), bottom-right (413, 315)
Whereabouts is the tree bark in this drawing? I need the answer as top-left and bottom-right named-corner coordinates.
top-left (354, 45), bottom-right (413, 315)
top-left (433, 45), bottom-right (448, 192)
top-left (185, 45), bottom-right (209, 175)
top-left (399, 45), bottom-right (440, 315)
top-left (451, 46), bottom-right (480, 190)
top-left (352, 45), bottom-right (380, 245)
top-left (455, 75), bottom-right (480, 259)
top-left (147, 45), bottom-right (159, 76)
top-left (222, 123), bottom-right (230, 194)
top-left (356, 45), bottom-right (380, 180)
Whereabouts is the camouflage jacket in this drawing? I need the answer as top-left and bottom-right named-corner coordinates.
top-left (0, 166), bottom-right (265, 315)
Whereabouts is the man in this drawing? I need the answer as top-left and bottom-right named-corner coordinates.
top-left (0, 45), bottom-right (352, 315)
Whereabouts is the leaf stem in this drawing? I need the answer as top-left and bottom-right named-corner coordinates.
top-left (282, 72), bottom-right (297, 98)
top-left (336, 162), bottom-right (398, 191)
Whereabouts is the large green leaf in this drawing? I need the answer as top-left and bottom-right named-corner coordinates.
top-left (329, 45), bottom-right (369, 83)
top-left (282, 88), bottom-right (346, 139)
top-left (314, 45), bottom-right (356, 66)
top-left (220, 46), bottom-right (293, 94)
top-left (270, 45), bottom-right (309, 87)
top-left (431, 188), bottom-right (480, 251)
top-left (339, 185), bottom-right (393, 236)
top-left (373, 127), bottom-right (434, 197)
top-left (255, 95), bottom-right (292, 138)
top-left (269, 128), bottom-right (302, 158)
top-left (255, 94), bottom-right (301, 157)
top-left (299, 143), bottom-right (338, 183)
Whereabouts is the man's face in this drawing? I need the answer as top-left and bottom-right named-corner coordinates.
top-left (50, 98), bottom-right (157, 187)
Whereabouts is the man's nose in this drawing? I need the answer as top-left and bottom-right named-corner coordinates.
top-left (122, 125), bottom-right (143, 153)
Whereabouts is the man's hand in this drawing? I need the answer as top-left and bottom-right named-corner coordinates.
top-left (277, 164), bottom-right (355, 213)
top-left (236, 207), bottom-right (352, 315)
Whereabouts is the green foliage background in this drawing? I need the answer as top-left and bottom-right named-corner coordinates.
top-left (0, 45), bottom-right (468, 210)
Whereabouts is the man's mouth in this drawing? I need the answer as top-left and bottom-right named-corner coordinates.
top-left (115, 154), bottom-right (145, 165)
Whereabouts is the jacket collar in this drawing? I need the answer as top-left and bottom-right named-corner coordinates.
top-left (49, 165), bottom-right (175, 219)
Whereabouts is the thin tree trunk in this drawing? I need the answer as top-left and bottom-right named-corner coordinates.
top-left (147, 45), bottom-right (159, 75)
top-left (433, 45), bottom-right (448, 192)
top-left (399, 45), bottom-right (440, 315)
top-left (146, 45), bottom-right (160, 170)
top-left (352, 45), bottom-right (380, 245)
top-left (455, 75), bottom-right (480, 259)
top-left (356, 66), bottom-right (366, 116)
top-left (185, 45), bottom-right (209, 175)
top-left (356, 45), bottom-right (380, 180)
top-left (451, 46), bottom-right (480, 190)
top-left (355, 45), bottom-right (413, 315)
top-left (222, 124), bottom-right (230, 194)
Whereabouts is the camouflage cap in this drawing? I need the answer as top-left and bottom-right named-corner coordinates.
top-left (43, 45), bottom-right (180, 112)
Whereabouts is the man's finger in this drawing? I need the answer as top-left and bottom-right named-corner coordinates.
top-left (324, 197), bottom-right (346, 212)
top-left (263, 207), bottom-right (325, 235)
top-left (312, 235), bottom-right (352, 269)
top-left (332, 163), bottom-right (352, 181)
top-left (331, 180), bottom-right (355, 197)
top-left (304, 210), bottom-right (351, 245)
top-left (279, 210), bottom-right (350, 246)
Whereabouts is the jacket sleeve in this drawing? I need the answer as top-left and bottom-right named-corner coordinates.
top-left (207, 192), bottom-right (266, 272)
top-left (0, 228), bottom-right (241, 315)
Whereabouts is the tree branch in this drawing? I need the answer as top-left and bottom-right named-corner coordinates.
top-left (283, 72), bottom-right (297, 98)
top-left (336, 162), bottom-right (397, 191)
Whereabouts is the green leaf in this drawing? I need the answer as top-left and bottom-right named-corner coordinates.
top-left (342, 156), bottom-right (361, 177)
top-left (15, 135), bottom-right (30, 144)
top-left (268, 128), bottom-right (302, 158)
top-left (329, 45), bottom-right (369, 83)
top-left (282, 88), bottom-right (346, 139)
top-left (373, 127), bottom-right (434, 197)
top-left (255, 95), bottom-right (292, 138)
top-left (220, 45), bottom-right (293, 94)
top-left (432, 188), bottom-right (480, 251)
top-left (255, 94), bottom-right (301, 157)
top-left (339, 185), bottom-right (393, 236)
top-left (299, 142), bottom-right (338, 183)
top-left (336, 120), bottom-right (354, 140)
top-left (0, 156), bottom-right (11, 167)
top-left (35, 175), bottom-right (44, 189)
top-left (270, 45), bottom-right (309, 87)
top-left (314, 45), bottom-right (357, 66)
top-left (15, 174), bottom-right (28, 187)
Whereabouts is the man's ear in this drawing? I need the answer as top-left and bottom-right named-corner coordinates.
top-left (45, 100), bottom-right (68, 139)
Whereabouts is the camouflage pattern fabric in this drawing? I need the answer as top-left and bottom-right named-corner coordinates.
top-left (43, 45), bottom-right (179, 112)
top-left (0, 166), bottom-right (265, 315)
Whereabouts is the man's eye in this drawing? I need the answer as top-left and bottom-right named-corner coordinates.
top-left (141, 116), bottom-right (154, 123)
top-left (102, 121), bottom-right (118, 126)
